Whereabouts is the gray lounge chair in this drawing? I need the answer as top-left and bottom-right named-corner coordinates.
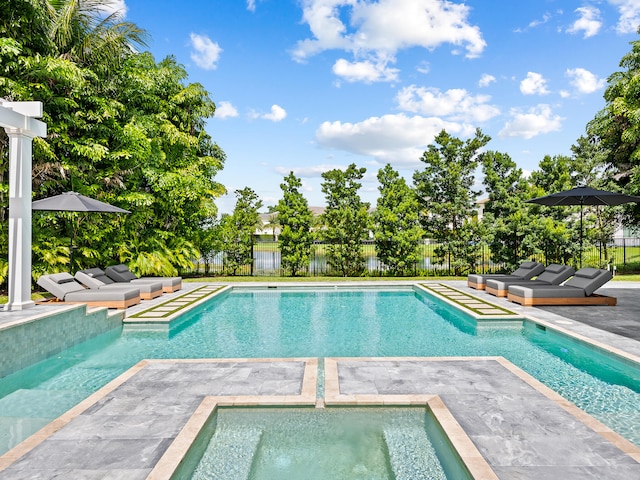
top-left (75, 268), bottom-right (163, 300)
top-left (467, 261), bottom-right (545, 290)
top-left (37, 272), bottom-right (141, 309)
top-left (507, 268), bottom-right (615, 306)
top-left (485, 264), bottom-right (575, 297)
top-left (104, 264), bottom-right (182, 293)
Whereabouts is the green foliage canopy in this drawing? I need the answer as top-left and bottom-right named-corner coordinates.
top-left (413, 129), bottom-right (490, 275)
top-left (276, 172), bottom-right (314, 276)
top-left (320, 164), bottom-right (371, 277)
top-left (1, 0), bottom-right (226, 280)
top-left (374, 164), bottom-right (424, 275)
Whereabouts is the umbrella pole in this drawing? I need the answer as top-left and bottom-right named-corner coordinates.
top-left (68, 216), bottom-right (73, 273)
top-left (579, 204), bottom-right (583, 269)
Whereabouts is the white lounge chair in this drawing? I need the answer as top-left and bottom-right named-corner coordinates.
top-left (37, 273), bottom-right (141, 309)
top-left (75, 268), bottom-right (163, 300)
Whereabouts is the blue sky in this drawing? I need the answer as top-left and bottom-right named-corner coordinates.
top-left (118, 0), bottom-right (640, 213)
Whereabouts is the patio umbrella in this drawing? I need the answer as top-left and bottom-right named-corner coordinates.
top-left (32, 191), bottom-right (130, 271)
top-left (526, 185), bottom-right (640, 266)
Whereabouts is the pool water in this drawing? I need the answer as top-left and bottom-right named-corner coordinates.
top-left (188, 407), bottom-right (467, 480)
top-left (0, 286), bottom-right (639, 455)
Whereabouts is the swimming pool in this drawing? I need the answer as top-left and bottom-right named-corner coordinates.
top-left (0, 285), bottom-right (639, 456)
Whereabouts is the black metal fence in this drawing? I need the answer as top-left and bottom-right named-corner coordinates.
top-left (186, 237), bottom-right (640, 277)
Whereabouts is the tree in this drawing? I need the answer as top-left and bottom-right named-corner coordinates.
top-left (219, 188), bottom-right (262, 275)
top-left (1, 4), bottom-right (226, 277)
top-left (413, 129), bottom-right (490, 275)
top-left (527, 155), bottom-right (577, 265)
top-left (587, 29), bottom-right (640, 195)
top-left (275, 172), bottom-right (314, 276)
top-left (374, 164), bottom-right (424, 275)
top-left (571, 136), bottom-right (620, 265)
top-left (110, 53), bottom-right (226, 274)
top-left (481, 151), bottom-right (539, 270)
top-left (320, 164), bottom-right (370, 277)
top-left (46, 0), bottom-right (148, 70)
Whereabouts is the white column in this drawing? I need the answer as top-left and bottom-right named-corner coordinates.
top-left (1, 101), bottom-right (46, 312)
top-left (5, 129), bottom-right (35, 310)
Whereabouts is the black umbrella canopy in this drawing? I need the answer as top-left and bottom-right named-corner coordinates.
top-left (32, 191), bottom-right (130, 213)
top-left (526, 186), bottom-right (640, 207)
top-left (526, 185), bottom-right (640, 267)
top-left (32, 191), bottom-right (130, 272)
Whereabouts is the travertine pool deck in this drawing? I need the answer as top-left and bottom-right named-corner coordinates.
top-left (0, 357), bottom-right (638, 479)
top-left (1, 280), bottom-right (640, 479)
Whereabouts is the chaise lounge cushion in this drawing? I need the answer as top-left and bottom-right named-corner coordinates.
top-left (467, 261), bottom-right (544, 289)
top-left (484, 264), bottom-right (575, 296)
top-left (75, 268), bottom-right (163, 300)
top-left (105, 264), bottom-right (182, 292)
top-left (37, 273), bottom-right (140, 304)
top-left (508, 268), bottom-right (613, 299)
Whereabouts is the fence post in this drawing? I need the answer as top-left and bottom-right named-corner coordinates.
top-left (250, 235), bottom-right (254, 276)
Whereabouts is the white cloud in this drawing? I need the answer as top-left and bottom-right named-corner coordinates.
top-left (499, 104), bottom-right (564, 139)
top-left (478, 73), bottom-right (496, 87)
top-left (567, 6), bottom-right (602, 38)
top-left (566, 68), bottom-right (605, 94)
top-left (247, 0), bottom-right (256, 12)
top-left (528, 12), bottom-right (552, 28)
top-left (293, 0), bottom-right (486, 72)
top-left (99, 0), bottom-right (127, 17)
top-left (258, 104), bottom-right (287, 122)
top-left (520, 72), bottom-right (550, 95)
top-left (315, 113), bottom-right (474, 166)
top-left (396, 85), bottom-right (500, 122)
top-left (189, 33), bottom-right (222, 70)
top-left (608, 0), bottom-right (640, 34)
top-left (215, 101), bottom-right (239, 119)
top-left (332, 57), bottom-right (399, 83)
top-left (416, 61), bottom-right (430, 74)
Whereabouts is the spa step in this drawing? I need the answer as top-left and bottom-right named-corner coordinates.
top-left (191, 426), bottom-right (263, 480)
top-left (383, 426), bottom-right (447, 480)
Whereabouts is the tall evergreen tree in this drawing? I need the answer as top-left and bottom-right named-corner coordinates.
top-left (413, 129), bottom-right (490, 275)
top-left (481, 151), bottom-right (537, 269)
top-left (374, 164), bottom-right (424, 275)
top-left (528, 155), bottom-right (577, 265)
top-left (219, 188), bottom-right (262, 275)
top-left (320, 164), bottom-right (370, 277)
top-left (276, 172), bottom-right (314, 276)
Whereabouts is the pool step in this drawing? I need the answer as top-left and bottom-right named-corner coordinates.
top-left (191, 426), bottom-right (263, 480)
top-left (383, 426), bottom-right (447, 480)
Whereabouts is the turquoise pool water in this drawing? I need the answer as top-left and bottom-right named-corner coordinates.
top-left (0, 286), bottom-right (639, 455)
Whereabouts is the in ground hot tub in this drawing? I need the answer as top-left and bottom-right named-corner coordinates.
top-left (176, 406), bottom-right (472, 480)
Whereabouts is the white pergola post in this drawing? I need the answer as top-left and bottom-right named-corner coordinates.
top-left (1, 101), bottom-right (47, 311)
